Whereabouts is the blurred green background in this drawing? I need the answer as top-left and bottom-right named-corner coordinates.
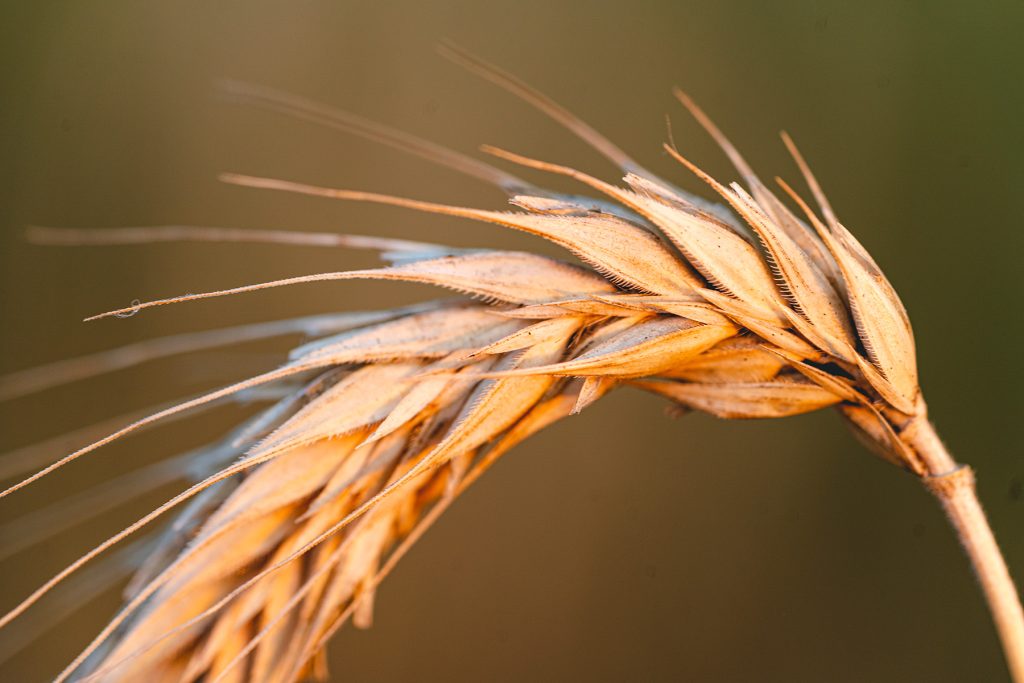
top-left (1, 1), bottom-right (1022, 681)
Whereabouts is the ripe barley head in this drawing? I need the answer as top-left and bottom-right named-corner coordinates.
top-left (2, 45), bottom-right (1020, 682)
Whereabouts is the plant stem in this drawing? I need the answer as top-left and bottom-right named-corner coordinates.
top-left (906, 418), bottom-right (1024, 682)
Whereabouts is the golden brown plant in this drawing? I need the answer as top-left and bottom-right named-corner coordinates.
top-left (2, 46), bottom-right (1021, 682)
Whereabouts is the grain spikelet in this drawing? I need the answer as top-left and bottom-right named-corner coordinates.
top-left (3, 52), bottom-right (1004, 683)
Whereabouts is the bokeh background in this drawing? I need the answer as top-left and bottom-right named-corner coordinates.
top-left (2, 2), bottom-right (1023, 681)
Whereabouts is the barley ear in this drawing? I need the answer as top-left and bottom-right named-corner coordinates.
top-left (3, 58), bottom-right (1021, 683)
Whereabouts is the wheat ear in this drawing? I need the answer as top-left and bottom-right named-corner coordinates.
top-left (2, 49), bottom-right (1021, 682)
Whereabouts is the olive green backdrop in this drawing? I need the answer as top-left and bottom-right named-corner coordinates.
top-left (1, 1), bottom-right (1022, 681)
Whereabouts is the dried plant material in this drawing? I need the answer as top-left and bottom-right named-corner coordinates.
top-left (481, 318), bottom-right (735, 378)
top-left (621, 173), bottom-right (788, 324)
top-left (634, 375), bottom-right (842, 419)
top-left (289, 306), bottom-right (515, 364)
top-left (662, 337), bottom-right (785, 383)
top-left (671, 88), bottom-right (842, 284)
top-left (471, 317), bottom-right (589, 356)
top-left (0, 308), bottom-right (413, 401)
top-left (337, 251), bottom-right (616, 303)
top-left (572, 377), bottom-right (617, 414)
top-left (2, 51), bottom-right (1021, 683)
top-left (775, 160), bottom-right (918, 413)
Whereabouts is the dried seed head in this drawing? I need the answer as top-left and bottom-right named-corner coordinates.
top-left (0, 51), bottom-right (929, 682)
